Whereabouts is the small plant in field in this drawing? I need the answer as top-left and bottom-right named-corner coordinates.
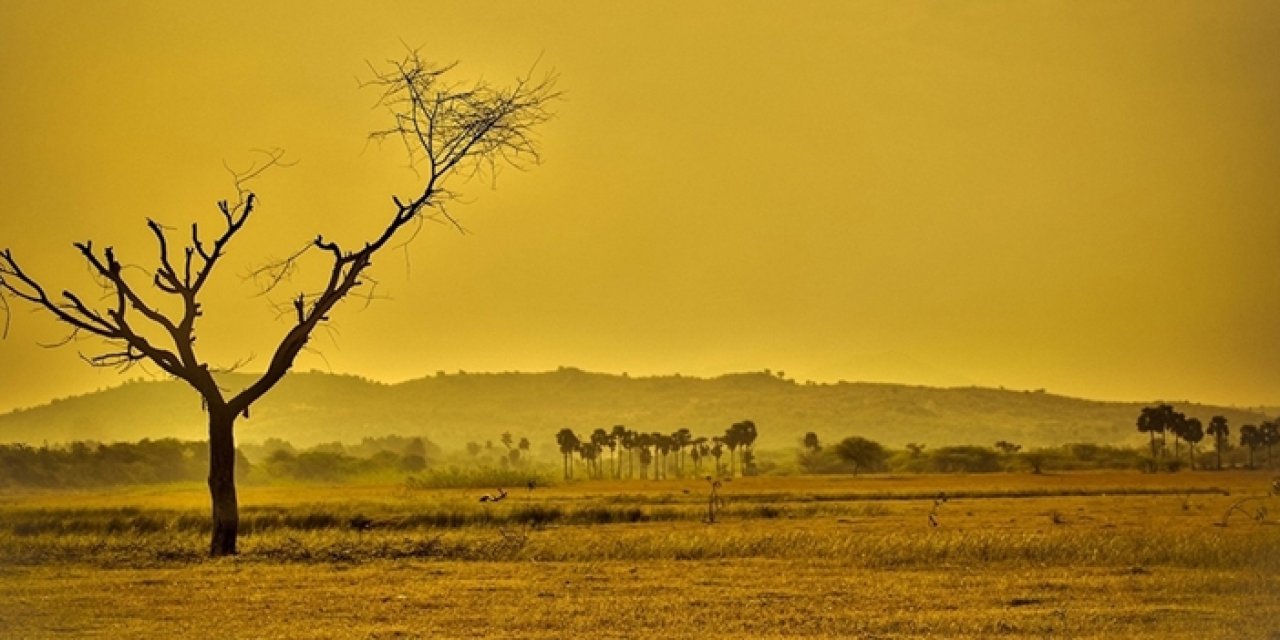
top-left (927, 492), bottom-right (947, 527)
top-left (1215, 477), bottom-right (1280, 526)
top-left (1216, 497), bottom-right (1273, 527)
top-left (494, 523), bottom-right (533, 555)
top-left (704, 476), bottom-right (726, 524)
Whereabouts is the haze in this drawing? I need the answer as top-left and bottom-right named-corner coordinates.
top-left (1, 1), bottom-right (1277, 414)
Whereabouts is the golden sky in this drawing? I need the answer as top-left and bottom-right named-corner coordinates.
top-left (1, 0), bottom-right (1277, 413)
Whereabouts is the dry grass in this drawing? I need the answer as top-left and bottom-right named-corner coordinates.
top-left (1, 470), bottom-right (1278, 638)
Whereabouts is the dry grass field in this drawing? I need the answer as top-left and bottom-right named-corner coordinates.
top-left (2, 471), bottom-right (1278, 638)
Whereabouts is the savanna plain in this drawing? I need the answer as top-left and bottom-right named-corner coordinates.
top-left (2, 471), bottom-right (1278, 639)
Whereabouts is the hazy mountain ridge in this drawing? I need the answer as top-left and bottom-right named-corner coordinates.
top-left (0, 368), bottom-right (1269, 450)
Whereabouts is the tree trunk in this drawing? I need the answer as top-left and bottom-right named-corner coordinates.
top-left (1216, 440), bottom-right (1222, 470)
top-left (208, 408), bottom-right (239, 557)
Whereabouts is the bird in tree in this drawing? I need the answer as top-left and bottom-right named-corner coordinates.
top-left (1207, 416), bottom-right (1230, 471)
top-left (0, 50), bottom-right (556, 557)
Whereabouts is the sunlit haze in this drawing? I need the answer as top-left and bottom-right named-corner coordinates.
top-left (2, 1), bottom-right (1277, 413)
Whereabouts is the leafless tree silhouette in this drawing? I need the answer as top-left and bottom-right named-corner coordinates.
top-left (0, 50), bottom-right (557, 556)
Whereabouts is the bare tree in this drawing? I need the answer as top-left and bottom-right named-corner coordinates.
top-left (0, 50), bottom-right (557, 556)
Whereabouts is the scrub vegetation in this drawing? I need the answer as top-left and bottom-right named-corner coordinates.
top-left (2, 471), bottom-right (1277, 638)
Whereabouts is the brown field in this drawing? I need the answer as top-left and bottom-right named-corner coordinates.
top-left (2, 470), bottom-right (1278, 638)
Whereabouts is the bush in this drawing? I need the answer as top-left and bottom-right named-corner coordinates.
top-left (924, 446), bottom-right (1002, 473)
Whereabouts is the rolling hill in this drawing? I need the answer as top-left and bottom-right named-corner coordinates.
top-left (0, 368), bottom-right (1269, 451)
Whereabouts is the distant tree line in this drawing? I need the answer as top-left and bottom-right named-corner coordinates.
top-left (0, 439), bottom-right (249, 489)
top-left (553, 421), bottom-right (759, 480)
top-left (1137, 404), bottom-right (1278, 471)
top-left (0, 435), bottom-right (443, 488)
top-left (460, 432), bottom-right (533, 469)
top-left (796, 432), bottom-right (1151, 475)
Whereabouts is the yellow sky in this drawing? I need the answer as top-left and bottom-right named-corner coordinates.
top-left (1, 0), bottom-right (1278, 413)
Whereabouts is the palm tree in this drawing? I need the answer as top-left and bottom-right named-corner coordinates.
top-left (722, 422), bottom-right (755, 477)
top-left (635, 432), bottom-right (654, 479)
top-left (1261, 421), bottom-right (1279, 469)
top-left (1137, 404), bottom-right (1176, 463)
top-left (580, 442), bottom-right (602, 479)
top-left (590, 428), bottom-right (610, 478)
top-left (802, 432), bottom-right (821, 453)
top-left (638, 446), bottom-right (653, 480)
top-left (715, 434), bottom-right (734, 477)
top-left (710, 440), bottom-right (724, 477)
top-left (610, 425), bottom-right (628, 478)
top-left (616, 427), bottom-right (636, 479)
top-left (1183, 417), bottom-right (1203, 470)
top-left (1169, 410), bottom-right (1189, 461)
top-left (555, 428), bottom-right (581, 480)
top-left (692, 437), bottom-right (709, 475)
top-left (737, 420), bottom-right (759, 475)
top-left (1240, 425), bottom-right (1260, 469)
top-left (653, 432), bottom-right (671, 479)
top-left (673, 428), bottom-right (692, 477)
top-left (1207, 416), bottom-right (1229, 470)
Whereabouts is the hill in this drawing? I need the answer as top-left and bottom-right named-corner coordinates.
top-left (0, 368), bottom-right (1269, 451)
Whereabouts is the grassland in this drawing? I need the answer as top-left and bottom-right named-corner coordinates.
top-left (2, 471), bottom-right (1278, 638)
